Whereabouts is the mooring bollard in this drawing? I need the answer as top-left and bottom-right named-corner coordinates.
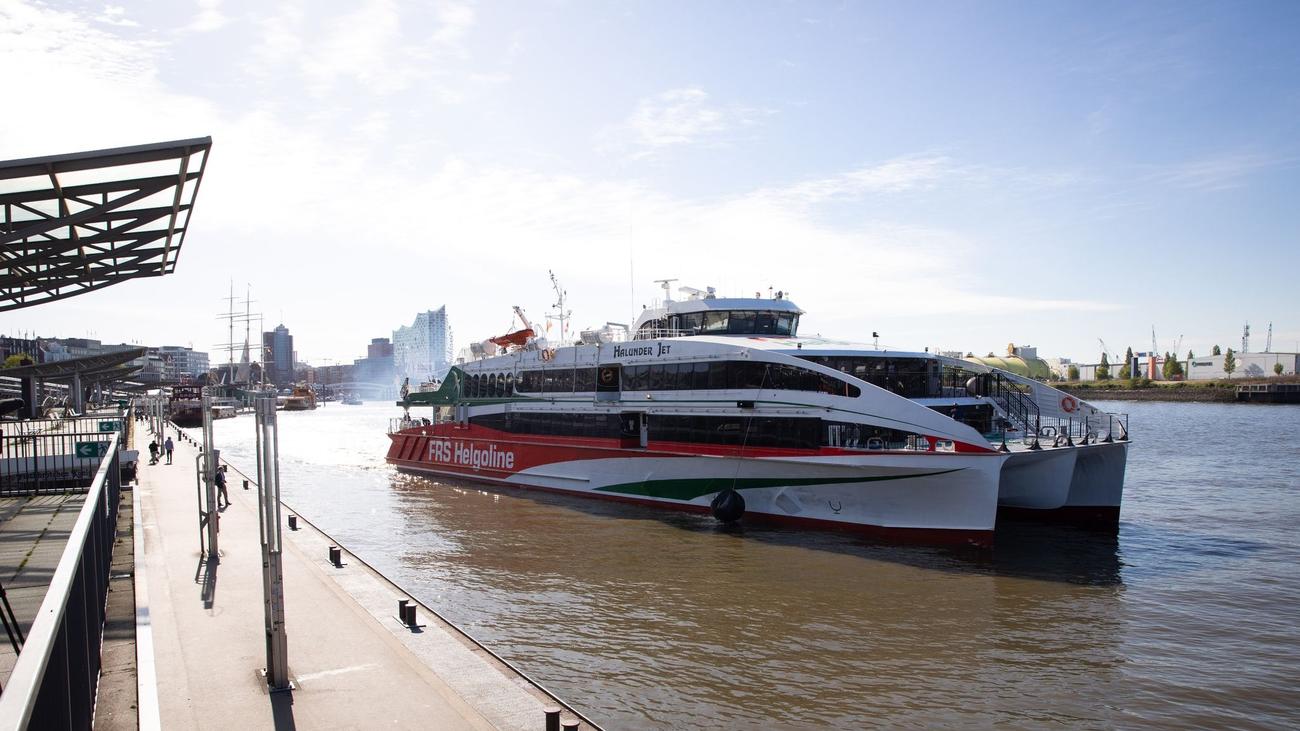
top-left (561, 720), bottom-right (579, 731)
top-left (329, 546), bottom-right (342, 567)
top-left (398, 599), bottom-right (410, 624)
top-left (544, 706), bottom-right (561, 731)
top-left (243, 479), bottom-right (249, 490)
top-left (288, 515), bottom-right (298, 530)
top-left (402, 602), bottom-right (417, 627)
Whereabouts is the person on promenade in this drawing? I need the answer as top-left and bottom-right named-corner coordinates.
top-left (148, 440), bottom-right (159, 465)
top-left (164, 436), bottom-right (175, 464)
top-left (215, 465), bottom-right (229, 508)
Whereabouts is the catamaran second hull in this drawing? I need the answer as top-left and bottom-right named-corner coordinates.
top-left (998, 441), bottom-right (1128, 529)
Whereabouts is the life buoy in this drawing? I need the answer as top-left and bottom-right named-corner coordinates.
top-left (540, 348), bottom-right (555, 362)
top-left (1061, 395), bottom-right (1078, 413)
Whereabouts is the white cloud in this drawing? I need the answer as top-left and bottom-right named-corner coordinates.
top-left (186, 0), bottom-right (228, 33)
top-left (95, 4), bottom-right (138, 27)
top-left (1146, 151), bottom-right (1291, 192)
top-left (602, 87), bottom-right (770, 159)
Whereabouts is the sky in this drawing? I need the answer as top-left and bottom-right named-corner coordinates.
top-left (2, 0), bottom-right (1298, 366)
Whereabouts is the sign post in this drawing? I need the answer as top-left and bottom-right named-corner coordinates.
top-left (199, 389), bottom-right (219, 561)
top-left (254, 395), bottom-right (290, 690)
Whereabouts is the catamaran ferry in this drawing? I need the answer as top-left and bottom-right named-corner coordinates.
top-left (387, 283), bottom-right (1129, 546)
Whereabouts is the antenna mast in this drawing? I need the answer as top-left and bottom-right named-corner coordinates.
top-left (546, 270), bottom-right (571, 344)
top-left (1242, 322), bottom-right (1250, 354)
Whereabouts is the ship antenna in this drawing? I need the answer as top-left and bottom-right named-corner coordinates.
top-left (547, 270), bottom-right (571, 344)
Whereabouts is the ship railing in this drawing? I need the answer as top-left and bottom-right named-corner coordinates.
top-left (630, 327), bottom-right (689, 341)
top-left (1027, 411), bottom-right (1129, 446)
top-left (0, 433), bottom-right (122, 728)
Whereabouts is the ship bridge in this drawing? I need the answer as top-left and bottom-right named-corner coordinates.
top-left (633, 284), bottom-right (803, 339)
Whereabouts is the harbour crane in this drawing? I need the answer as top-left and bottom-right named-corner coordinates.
top-left (1265, 322), bottom-right (1273, 353)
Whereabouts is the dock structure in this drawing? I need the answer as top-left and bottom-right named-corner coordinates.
top-left (1236, 383), bottom-right (1300, 404)
top-left (126, 428), bottom-right (595, 730)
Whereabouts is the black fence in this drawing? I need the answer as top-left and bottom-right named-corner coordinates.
top-left (0, 434), bottom-right (122, 727)
top-left (0, 431), bottom-right (118, 495)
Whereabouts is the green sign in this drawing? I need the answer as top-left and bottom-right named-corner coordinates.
top-left (98, 420), bottom-right (120, 432)
top-left (75, 442), bottom-right (110, 459)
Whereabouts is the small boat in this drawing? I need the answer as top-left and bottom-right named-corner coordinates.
top-left (281, 385), bottom-right (317, 411)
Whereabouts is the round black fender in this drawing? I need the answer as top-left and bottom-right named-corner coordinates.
top-left (710, 488), bottom-right (745, 523)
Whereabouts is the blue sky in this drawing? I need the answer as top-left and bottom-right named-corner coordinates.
top-left (2, 0), bottom-right (1297, 365)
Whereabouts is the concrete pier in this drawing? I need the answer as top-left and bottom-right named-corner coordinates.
top-left (131, 429), bottom-right (595, 729)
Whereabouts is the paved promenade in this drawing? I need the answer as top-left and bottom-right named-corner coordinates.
top-left (135, 429), bottom-right (589, 730)
top-left (0, 493), bottom-right (86, 683)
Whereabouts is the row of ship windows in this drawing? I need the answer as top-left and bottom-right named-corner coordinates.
top-left (468, 413), bottom-right (916, 450)
top-left (635, 310), bottom-right (799, 337)
top-left (461, 361), bottom-right (861, 399)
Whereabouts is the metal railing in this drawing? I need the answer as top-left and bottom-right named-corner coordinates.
top-left (0, 431), bottom-right (118, 495)
top-left (0, 432), bottom-right (122, 728)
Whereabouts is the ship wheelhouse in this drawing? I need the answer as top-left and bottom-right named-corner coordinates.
top-left (632, 291), bottom-right (803, 340)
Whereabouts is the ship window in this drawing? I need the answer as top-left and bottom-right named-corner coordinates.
top-left (624, 364), bottom-right (650, 391)
top-left (822, 421), bottom-right (914, 450)
top-left (727, 311), bottom-right (755, 334)
top-left (472, 412), bottom-right (621, 439)
top-left (575, 367), bottom-right (596, 392)
top-left (649, 415), bottom-right (822, 450)
top-left (679, 312), bottom-right (703, 334)
top-left (702, 311), bottom-right (729, 333)
top-left (504, 372), bottom-right (514, 396)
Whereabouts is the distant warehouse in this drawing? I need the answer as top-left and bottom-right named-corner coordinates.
top-left (1185, 352), bottom-right (1298, 380)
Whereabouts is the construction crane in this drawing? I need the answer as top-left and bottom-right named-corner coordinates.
top-left (1265, 322), bottom-right (1273, 353)
top-left (1098, 338), bottom-right (1118, 368)
top-left (1242, 322), bottom-right (1250, 354)
top-left (1172, 334), bottom-right (1184, 359)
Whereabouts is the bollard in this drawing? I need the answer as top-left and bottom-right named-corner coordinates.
top-left (288, 515), bottom-right (298, 530)
top-left (402, 602), bottom-right (417, 627)
top-left (243, 479), bottom-right (249, 490)
top-left (544, 707), bottom-right (561, 731)
top-left (329, 546), bottom-right (342, 567)
top-left (398, 599), bottom-right (410, 624)
top-left (561, 720), bottom-right (579, 731)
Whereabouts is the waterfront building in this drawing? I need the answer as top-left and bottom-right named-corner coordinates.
top-left (354, 337), bottom-right (396, 388)
top-left (0, 335), bottom-right (42, 363)
top-left (157, 345), bottom-right (210, 381)
top-left (1185, 352), bottom-right (1299, 379)
top-left (315, 364), bottom-right (354, 385)
top-left (262, 324), bottom-right (296, 387)
top-left (393, 307), bottom-right (453, 384)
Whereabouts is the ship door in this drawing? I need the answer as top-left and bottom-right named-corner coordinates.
top-left (620, 411), bottom-right (648, 449)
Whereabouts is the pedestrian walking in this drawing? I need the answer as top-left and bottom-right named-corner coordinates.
top-left (215, 465), bottom-right (229, 508)
top-left (164, 436), bottom-right (174, 464)
top-left (148, 440), bottom-right (159, 465)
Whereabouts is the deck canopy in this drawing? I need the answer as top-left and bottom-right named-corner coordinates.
top-left (0, 137), bottom-right (212, 312)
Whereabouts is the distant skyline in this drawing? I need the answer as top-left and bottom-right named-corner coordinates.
top-left (2, 1), bottom-right (1298, 364)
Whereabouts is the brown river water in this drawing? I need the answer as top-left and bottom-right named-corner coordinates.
top-left (192, 400), bottom-right (1300, 729)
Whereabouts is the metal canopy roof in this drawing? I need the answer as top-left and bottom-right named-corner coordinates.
top-left (0, 137), bottom-right (212, 312)
top-left (0, 347), bottom-right (147, 381)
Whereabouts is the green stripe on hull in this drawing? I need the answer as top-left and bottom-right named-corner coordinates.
top-left (593, 469), bottom-right (964, 501)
